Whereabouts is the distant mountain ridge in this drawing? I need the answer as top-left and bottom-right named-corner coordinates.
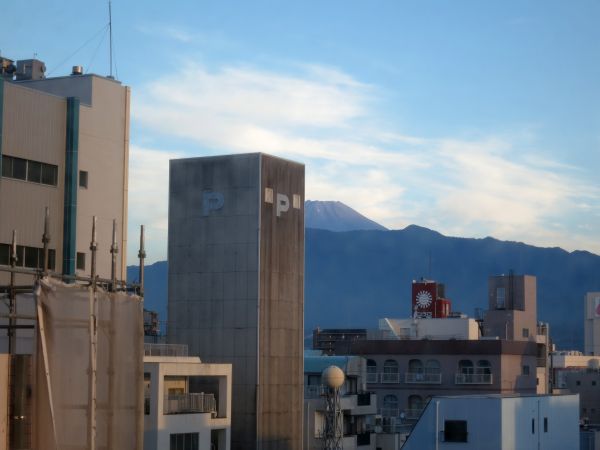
top-left (129, 225), bottom-right (600, 351)
top-left (305, 200), bottom-right (387, 232)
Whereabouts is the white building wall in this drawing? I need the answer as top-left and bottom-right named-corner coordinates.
top-left (402, 395), bottom-right (579, 450)
top-left (585, 293), bottom-right (600, 356)
top-left (380, 318), bottom-right (479, 340)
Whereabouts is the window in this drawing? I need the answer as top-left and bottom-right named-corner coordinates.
top-left (444, 420), bottom-right (468, 442)
top-left (0, 243), bottom-right (55, 270)
top-left (382, 394), bottom-right (398, 416)
top-left (532, 418), bottom-right (535, 434)
top-left (169, 433), bottom-right (199, 450)
top-left (522, 365), bottom-right (530, 376)
top-left (77, 252), bottom-right (86, 271)
top-left (522, 328), bottom-right (529, 338)
top-left (0, 244), bottom-right (9, 266)
top-left (408, 394), bottom-right (423, 412)
top-left (2, 155), bottom-right (58, 186)
top-left (382, 359), bottom-right (399, 382)
top-left (592, 381), bottom-right (597, 386)
top-left (79, 170), bottom-right (88, 188)
top-left (409, 359), bottom-right (424, 373)
top-left (27, 160), bottom-right (42, 183)
top-left (477, 360), bottom-right (491, 375)
top-left (544, 417), bottom-right (548, 433)
top-left (41, 163), bottom-right (57, 185)
top-left (496, 287), bottom-right (505, 309)
top-left (576, 380), bottom-right (581, 386)
top-left (458, 360), bottom-right (474, 374)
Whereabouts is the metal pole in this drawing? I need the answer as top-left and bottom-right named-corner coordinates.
top-left (138, 225), bottom-right (145, 298)
top-left (8, 230), bottom-right (17, 355)
top-left (108, 0), bottom-right (113, 78)
top-left (42, 207), bottom-right (50, 276)
top-left (110, 219), bottom-right (118, 292)
top-left (88, 217), bottom-right (98, 450)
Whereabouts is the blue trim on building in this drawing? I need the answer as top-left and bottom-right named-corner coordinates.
top-left (0, 79), bottom-right (4, 176)
top-left (62, 97), bottom-right (79, 276)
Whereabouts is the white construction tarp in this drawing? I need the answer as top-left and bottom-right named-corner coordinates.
top-left (34, 278), bottom-right (143, 450)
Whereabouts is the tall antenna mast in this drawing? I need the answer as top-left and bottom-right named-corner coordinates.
top-left (108, 0), bottom-right (113, 78)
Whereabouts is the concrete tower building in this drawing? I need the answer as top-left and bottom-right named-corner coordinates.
top-left (168, 153), bottom-right (304, 450)
top-left (483, 274), bottom-right (537, 341)
top-left (584, 292), bottom-right (600, 355)
top-left (0, 57), bottom-right (130, 281)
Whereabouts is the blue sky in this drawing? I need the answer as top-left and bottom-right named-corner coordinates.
top-left (2, 0), bottom-right (599, 262)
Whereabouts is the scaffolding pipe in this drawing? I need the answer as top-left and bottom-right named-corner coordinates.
top-left (110, 219), bottom-right (118, 292)
top-left (9, 230), bottom-right (17, 355)
top-left (138, 225), bottom-right (145, 298)
top-left (42, 207), bottom-right (50, 276)
top-left (88, 217), bottom-right (98, 450)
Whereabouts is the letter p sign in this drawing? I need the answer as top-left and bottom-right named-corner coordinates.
top-left (276, 193), bottom-right (289, 217)
top-left (202, 191), bottom-right (224, 216)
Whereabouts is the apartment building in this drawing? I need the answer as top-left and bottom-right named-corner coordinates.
top-left (315, 275), bottom-right (550, 434)
top-left (585, 292), bottom-right (600, 356)
top-left (304, 353), bottom-right (379, 450)
top-left (0, 56), bottom-right (130, 282)
top-left (144, 344), bottom-right (232, 450)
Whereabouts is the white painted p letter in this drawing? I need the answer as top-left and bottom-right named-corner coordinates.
top-left (276, 193), bottom-right (289, 217)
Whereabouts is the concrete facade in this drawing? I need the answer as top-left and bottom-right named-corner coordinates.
top-left (484, 275), bottom-right (537, 342)
top-left (402, 394), bottom-right (580, 450)
top-left (168, 153), bottom-right (304, 450)
top-left (0, 73), bottom-right (130, 281)
top-left (143, 345), bottom-right (232, 450)
top-left (585, 292), bottom-right (600, 356)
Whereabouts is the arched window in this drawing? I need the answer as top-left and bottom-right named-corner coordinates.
top-left (382, 394), bottom-right (398, 418)
top-left (425, 359), bottom-right (441, 374)
top-left (383, 359), bottom-right (399, 383)
top-left (408, 359), bottom-right (424, 373)
top-left (408, 395), bottom-right (423, 412)
top-left (458, 359), bottom-right (474, 374)
top-left (477, 360), bottom-right (491, 374)
top-left (366, 359), bottom-right (377, 383)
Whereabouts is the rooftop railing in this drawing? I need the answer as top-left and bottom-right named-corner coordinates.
top-left (144, 343), bottom-right (188, 357)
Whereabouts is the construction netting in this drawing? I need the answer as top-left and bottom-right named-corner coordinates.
top-left (34, 277), bottom-right (143, 450)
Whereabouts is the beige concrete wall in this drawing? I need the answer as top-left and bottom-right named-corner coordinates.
top-left (0, 82), bottom-right (66, 284)
top-left (76, 77), bottom-right (129, 280)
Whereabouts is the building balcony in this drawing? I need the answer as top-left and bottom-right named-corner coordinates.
top-left (404, 372), bottom-right (442, 384)
top-left (381, 372), bottom-right (401, 384)
top-left (163, 393), bottom-right (216, 415)
top-left (455, 373), bottom-right (493, 384)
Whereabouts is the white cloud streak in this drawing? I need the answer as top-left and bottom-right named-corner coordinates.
top-left (127, 61), bottom-right (600, 261)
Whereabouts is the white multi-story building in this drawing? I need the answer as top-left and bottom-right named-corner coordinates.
top-left (144, 344), bottom-right (232, 450)
top-left (585, 292), bottom-right (600, 356)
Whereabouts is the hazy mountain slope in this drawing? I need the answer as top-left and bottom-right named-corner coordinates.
top-left (130, 226), bottom-right (600, 350)
top-left (305, 200), bottom-right (387, 231)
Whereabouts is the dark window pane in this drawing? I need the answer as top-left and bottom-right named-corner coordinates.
top-left (77, 252), bottom-right (86, 271)
top-left (27, 160), bottom-right (42, 183)
top-left (41, 163), bottom-right (58, 186)
top-left (170, 434), bottom-right (176, 450)
top-left (0, 243), bottom-right (9, 265)
top-left (12, 158), bottom-right (27, 180)
top-left (444, 420), bottom-right (468, 442)
top-left (79, 170), bottom-right (88, 188)
top-left (25, 246), bottom-right (38, 268)
top-left (2, 155), bottom-right (12, 177)
top-left (48, 249), bottom-right (56, 270)
top-left (16, 245), bottom-right (25, 267)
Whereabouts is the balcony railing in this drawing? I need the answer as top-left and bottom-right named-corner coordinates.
top-left (404, 372), bottom-right (442, 384)
top-left (455, 373), bottom-right (493, 384)
top-left (381, 372), bottom-right (401, 384)
top-left (163, 393), bottom-right (216, 415)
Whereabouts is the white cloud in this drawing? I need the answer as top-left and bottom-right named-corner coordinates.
top-left (128, 61), bottom-right (600, 261)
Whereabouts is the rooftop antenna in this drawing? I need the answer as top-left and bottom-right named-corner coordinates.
top-left (322, 365), bottom-right (345, 450)
top-left (108, 0), bottom-right (113, 78)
